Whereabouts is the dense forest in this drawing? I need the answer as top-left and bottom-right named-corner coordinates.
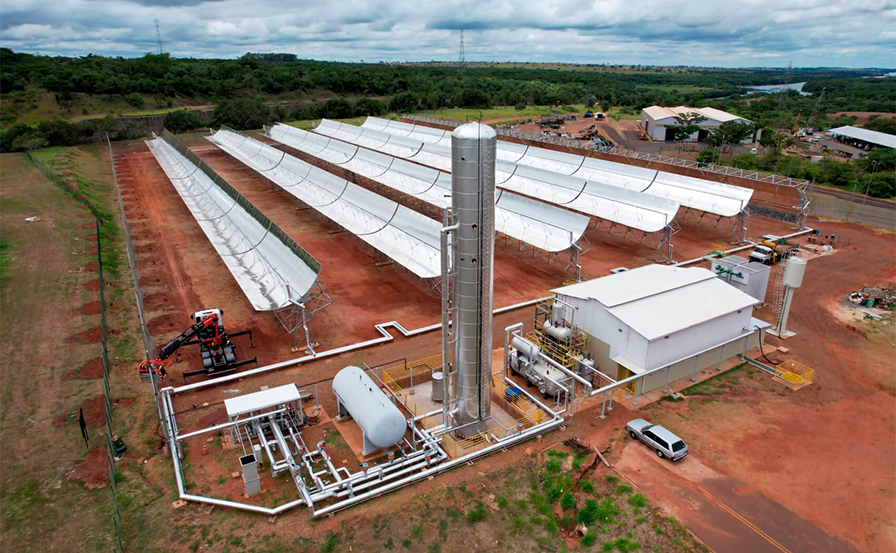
top-left (1, 49), bottom-right (893, 196)
top-left (3, 49), bottom-right (891, 117)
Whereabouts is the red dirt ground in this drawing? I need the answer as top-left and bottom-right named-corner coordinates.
top-left (65, 325), bottom-right (103, 343)
top-left (114, 136), bottom-right (893, 552)
top-left (829, 111), bottom-right (896, 124)
top-left (77, 300), bottom-right (102, 315)
top-left (53, 395), bottom-right (134, 427)
top-left (618, 220), bottom-right (895, 553)
top-left (66, 447), bottom-right (108, 489)
top-left (116, 135), bottom-right (804, 386)
top-left (63, 357), bottom-right (105, 380)
top-left (72, 279), bottom-right (102, 292)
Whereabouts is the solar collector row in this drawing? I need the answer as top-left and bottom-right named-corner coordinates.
top-left (308, 120), bottom-right (679, 234)
top-left (360, 117), bottom-right (753, 218)
top-left (146, 131), bottom-right (321, 311)
top-left (206, 127), bottom-right (442, 280)
top-left (265, 123), bottom-right (590, 253)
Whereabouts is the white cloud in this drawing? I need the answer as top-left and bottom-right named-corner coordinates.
top-left (0, 0), bottom-right (893, 67)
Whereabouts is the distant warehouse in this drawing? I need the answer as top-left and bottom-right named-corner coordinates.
top-left (640, 106), bottom-right (754, 143)
top-left (825, 125), bottom-right (896, 150)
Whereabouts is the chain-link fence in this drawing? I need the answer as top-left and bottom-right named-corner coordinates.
top-left (27, 151), bottom-right (125, 553)
top-left (808, 192), bottom-right (896, 229)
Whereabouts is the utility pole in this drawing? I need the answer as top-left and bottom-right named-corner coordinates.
top-left (459, 29), bottom-right (465, 66)
top-left (155, 19), bottom-right (164, 55)
top-left (805, 87), bottom-right (826, 133)
top-left (862, 161), bottom-right (879, 206)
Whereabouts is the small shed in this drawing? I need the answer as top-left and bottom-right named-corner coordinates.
top-left (711, 256), bottom-right (771, 303)
top-left (225, 384), bottom-right (302, 420)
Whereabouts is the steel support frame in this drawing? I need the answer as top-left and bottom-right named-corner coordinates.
top-left (273, 282), bottom-right (333, 354)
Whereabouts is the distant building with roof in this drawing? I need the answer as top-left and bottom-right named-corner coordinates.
top-left (826, 125), bottom-right (896, 150)
top-left (640, 106), bottom-right (754, 143)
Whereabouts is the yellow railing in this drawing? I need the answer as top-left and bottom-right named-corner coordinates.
top-left (525, 327), bottom-right (590, 371)
top-left (383, 354), bottom-right (442, 384)
top-left (494, 380), bottom-right (544, 434)
top-left (773, 359), bottom-right (815, 390)
top-left (381, 370), bottom-right (422, 417)
top-left (441, 429), bottom-right (491, 458)
top-left (377, 354), bottom-right (445, 418)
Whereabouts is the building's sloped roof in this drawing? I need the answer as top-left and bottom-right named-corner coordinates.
top-left (642, 105), bottom-right (752, 125)
top-left (553, 264), bottom-right (758, 341)
top-left (827, 125), bottom-right (896, 149)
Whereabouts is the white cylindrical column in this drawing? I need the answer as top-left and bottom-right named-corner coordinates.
top-left (776, 256), bottom-right (807, 336)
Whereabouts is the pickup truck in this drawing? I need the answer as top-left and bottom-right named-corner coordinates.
top-left (748, 240), bottom-right (799, 265)
top-left (626, 419), bottom-right (688, 461)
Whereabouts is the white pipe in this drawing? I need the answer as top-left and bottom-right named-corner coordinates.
top-left (586, 327), bottom-right (758, 397)
top-left (167, 296), bottom-right (550, 395)
top-left (175, 408), bottom-right (288, 441)
top-left (312, 415), bottom-right (564, 517)
top-left (322, 456), bottom-right (441, 502)
top-left (674, 228), bottom-right (814, 267)
top-left (160, 387), bottom-right (562, 517)
top-left (539, 350), bottom-right (593, 389)
top-left (160, 388), bottom-right (312, 515)
top-left (502, 372), bottom-right (566, 417)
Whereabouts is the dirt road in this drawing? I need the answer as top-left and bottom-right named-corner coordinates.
top-left (616, 444), bottom-right (858, 553)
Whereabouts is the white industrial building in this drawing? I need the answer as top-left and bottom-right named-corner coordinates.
top-left (640, 106), bottom-right (754, 142)
top-left (826, 125), bottom-right (896, 150)
top-left (550, 264), bottom-right (770, 394)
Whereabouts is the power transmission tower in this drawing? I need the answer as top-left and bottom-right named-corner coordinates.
top-left (155, 19), bottom-right (165, 55)
top-left (777, 60), bottom-right (792, 110)
top-left (459, 29), bottom-right (465, 66)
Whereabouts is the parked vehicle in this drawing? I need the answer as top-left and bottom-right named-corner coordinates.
top-left (748, 239), bottom-right (799, 265)
top-left (625, 419), bottom-right (688, 461)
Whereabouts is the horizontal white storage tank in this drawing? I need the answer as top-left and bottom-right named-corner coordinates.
top-left (332, 366), bottom-right (406, 450)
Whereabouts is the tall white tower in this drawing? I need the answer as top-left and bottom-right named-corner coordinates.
top-left (772, 256), bottom-right (806, 338)
top-left (442, 122), bottom-right (496, 437)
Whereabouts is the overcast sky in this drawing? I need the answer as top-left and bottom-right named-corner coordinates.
top-left (1, 0), bottom-right (895, 68)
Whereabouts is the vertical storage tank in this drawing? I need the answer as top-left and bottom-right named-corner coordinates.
top-left (450, 122), bottom-right (496, 436)
top-left (783, 256), bottom-right (806, 288)
top-left (775, 256), bottom-right (807, 337)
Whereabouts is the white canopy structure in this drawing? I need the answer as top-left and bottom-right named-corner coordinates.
top-left (207, 127), bottom-right (441, 280)
top-left (146, 131), bottom-right (322, 311)
top-left (360, 117), bottom-right (752, 218)
top-left (266, 123), bottom-right (590, 253)
top-left (311, 120), bottom-right (679, 234)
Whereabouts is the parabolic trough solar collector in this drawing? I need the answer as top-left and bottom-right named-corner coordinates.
top-left (359, 116), bottom-right (753, 218)
top-left (308, 119), bottom-right (679, 233)
top-left (206, 127), bottom-right (442, 280)
top-left (265, 123), bottom-right (590, 252)
top-left (146, 131), bottom-right (322, 311)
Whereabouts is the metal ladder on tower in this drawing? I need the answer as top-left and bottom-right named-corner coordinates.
top-left (772, 260), bottom-right (787, 314)
top-left (772, 249), bottom-right (800, 313)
